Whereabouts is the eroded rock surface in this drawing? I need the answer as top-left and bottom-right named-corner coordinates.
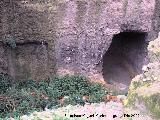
top-left (125, 34), bottom-right (160, 119)
top-left (0, 0), bottom-right (160, 83)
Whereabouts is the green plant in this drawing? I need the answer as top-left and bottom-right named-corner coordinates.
top-left (47, 75), bottom-right (90, 98)
top-left (47, 75), bottom-right (108, 104)
top-left (0, 87), bottom-right (42, 118)
top-left (0, 73), bottom-right (12, 93)
top-left (16, 79), bottom-right (38, 90)
top-left (88, 83), bottom-right (108, 103)
top-left (4, 35), bottom-right (17, 49)
top-left (0, 75), bottom-right (109, 119)
top-left (53, 115), bottom-right (70, 120)
top-left (143, 93), bottom-right (160, 119)
top-left (125, 92), bottom-right (138, 107)
top-left (132, 81), bottom-right (142, 90)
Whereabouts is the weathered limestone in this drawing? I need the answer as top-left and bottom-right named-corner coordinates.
top-left (0, 0), bottom-right (160, 82)
top-left (124, 34), bottom-right (160, 119)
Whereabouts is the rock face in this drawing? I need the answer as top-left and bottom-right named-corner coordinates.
top-left (125, 34), bottom-right (160, 119)
top-left (0, 0), bottom-right (160, 84)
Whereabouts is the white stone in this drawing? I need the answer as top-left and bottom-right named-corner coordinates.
top-left (45, 107), bottom-right (50, 111)
top-left (158, 32), bottom-right (160, 37)
top-left (143, 78), bottom-right (147, 82)
top-left (117, 95), bottom-right (127, 100)
top-left (20, 115), bottom-right (29, 120)
top-left (64, 96), bottom-right (69, 99)
top-left (154, 77), bottom-right (158, 80)
top-left (66, 57), bottom-right (71, 61)
top-left (142, 65), bottom-right (148, 72)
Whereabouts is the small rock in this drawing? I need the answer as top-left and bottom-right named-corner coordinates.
top-left (142, 65), bottom-right (149, 72)
top-left (64, 96), bottom-right (69, 99)
top-left (143, 78), bottom-right (147, 82)
top-left (117, 95), bottom-right (127, 100)
top-left (154, 77), bottom-right (158, 80)
top-left (20, 115), bottom-right (28, 120)
top-left (32, 111), bottom-right (38, 116)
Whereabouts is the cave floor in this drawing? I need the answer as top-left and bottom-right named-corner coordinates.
top-left (102, 53), bottom-right (133, 94)
top-left (102, 31), bottom-right (147, 94)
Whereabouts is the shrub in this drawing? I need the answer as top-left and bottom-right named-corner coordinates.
top-left (47, 75), bottom-right (108, 102)
top-left (88, 83), bottom-right (108, 103)
top-left (0, 87), bottom-right (41, 118)
top-left (47, 75), bottom-right (108, 107)
top-left (0, 75), bottom-right (109, 119)
top-left (16, 79), bottom-right (38, 90)
top-left (143, 93), bottom-right (160, 119)
top-left (47, 75), bottom-right (91, 99)
top-left (0, 74), bottom-right (12, 93)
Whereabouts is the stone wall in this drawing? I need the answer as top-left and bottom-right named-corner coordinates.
top-left (0, 0), bottom-right (160, 82)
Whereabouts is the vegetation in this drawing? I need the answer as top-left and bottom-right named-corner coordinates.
top-left (0, 74), bottom-right (108, 119)
top-left (3, 35), bottom-right (17, 49)
top-left (142, 93), bottom-right (160, 119)
top-left (0, 74), bottom-right (12, 94)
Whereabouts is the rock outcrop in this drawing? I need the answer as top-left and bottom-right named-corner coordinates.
top-left (125, 33), bottom-right (160, 119)
top-left (0, 0), bottom-right (160, 83)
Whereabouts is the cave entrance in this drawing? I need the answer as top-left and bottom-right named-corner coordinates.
top-left (102, 31), bottom-right (148, 94)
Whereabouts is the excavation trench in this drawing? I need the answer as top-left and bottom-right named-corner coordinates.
top-left (102, 31), bottom-right (148, 94)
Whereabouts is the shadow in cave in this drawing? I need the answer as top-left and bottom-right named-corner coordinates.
top-left (102, 31), bottom-right (148, 94)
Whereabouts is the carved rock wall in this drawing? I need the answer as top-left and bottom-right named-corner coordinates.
top-left (0, 0), bottom-right (160, 82)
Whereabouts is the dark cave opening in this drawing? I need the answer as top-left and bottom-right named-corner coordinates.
top-left (102, 31), bottom-right (148, 94)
